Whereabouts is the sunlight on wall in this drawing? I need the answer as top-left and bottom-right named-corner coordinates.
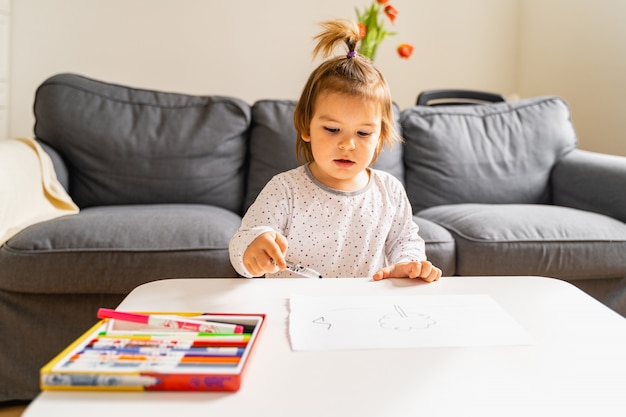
top-left (7, 0), bottom-right (626, 156)
top-left (8, 0), bottom-right (517, 138)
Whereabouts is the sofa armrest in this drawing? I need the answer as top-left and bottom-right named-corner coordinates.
top-left (37, 140), bottom-right (70, 192)
top-left (552, 149), bottom-right (626, 223)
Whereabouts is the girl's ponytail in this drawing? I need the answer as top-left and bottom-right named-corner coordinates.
top-left (313, 19), bottom-right (361, 60)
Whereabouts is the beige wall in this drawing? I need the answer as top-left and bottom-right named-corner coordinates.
top-left (518, 0), bottom-right (626, 156)
top-left (6, 0), bottom-right (626, 156)
top-left (7, 0), bottom-right (518, 138)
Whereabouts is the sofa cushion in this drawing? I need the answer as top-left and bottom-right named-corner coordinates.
top-left (418, 204), bottom-right (626, 279)
top-left (244, 100), bottom-right (405, 211)
top-left (0, 205), bottom-right (241, 294)
top-left (33, 73), bottom-right (251, 214)
top-left (244, 100), bottom-right (301, 211)
top-left (413, 216), bottom-right (456, 276)
top-left (401, 96), bottom-right (578, 212)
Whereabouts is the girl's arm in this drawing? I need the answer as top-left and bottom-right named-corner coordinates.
top-left (385, 181), bottom-right (427, 264)
top-left (229, 175), bottom-right (292, 277)
top-left (376, 176), bottom-right (441, 281)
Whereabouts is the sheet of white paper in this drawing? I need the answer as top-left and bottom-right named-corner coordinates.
top-left (289, 294), bottom-right (534, 351)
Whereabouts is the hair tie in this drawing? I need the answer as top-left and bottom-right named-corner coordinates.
top-left (346, 50), bottom-right (357, 59)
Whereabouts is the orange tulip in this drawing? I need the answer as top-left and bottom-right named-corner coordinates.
top-left (358, 22), bottom-right (367, 39)
top-left (397, 43), bottom-right (414, 59)
top-left (384, 5), bottom-right (398, 23)
top-left (355, 1), bottom-right (412, 61)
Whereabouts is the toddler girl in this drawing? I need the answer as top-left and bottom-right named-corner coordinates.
top-left (229, 19), bottom-right (441, 282)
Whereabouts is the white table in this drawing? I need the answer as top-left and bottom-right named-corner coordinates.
top-left (24, 276), bottom-right (626, 417)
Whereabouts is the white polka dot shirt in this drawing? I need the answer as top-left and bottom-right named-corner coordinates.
top-left (229, 165), bottom-right (426, 278)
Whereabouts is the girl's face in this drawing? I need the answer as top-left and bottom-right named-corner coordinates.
top-left (302, 92), bottom-right (382, 191)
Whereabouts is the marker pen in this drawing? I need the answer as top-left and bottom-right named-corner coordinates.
top-left (83, 346), bottom-right (245, 357)
top-left (97, 309), bottom-right (244, 334)
top-left (286, 261), bottom-right (323, 279)
top-left (43, 373), bottom-right (159, 387)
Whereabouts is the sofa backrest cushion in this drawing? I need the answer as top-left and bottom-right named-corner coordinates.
top-left (34, 73), bottom-right (251, 213)
top-left (400, 96), bottom-right (578, 212)
top-left (244, 100), bottom-right (405, 212)
top-left (244, 100), bottom-right (300, 211)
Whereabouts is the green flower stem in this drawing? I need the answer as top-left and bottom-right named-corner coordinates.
top-left (356, 2), bottom-right (395, 61)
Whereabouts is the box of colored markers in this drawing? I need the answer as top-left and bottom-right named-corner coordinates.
top-left (40, 310), bottom-right (265, 392)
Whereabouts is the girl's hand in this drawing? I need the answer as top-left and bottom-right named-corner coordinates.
top-left (373, 260), bottom-right (442, 282)
top-left (242, 232), bottom-right (288, 277)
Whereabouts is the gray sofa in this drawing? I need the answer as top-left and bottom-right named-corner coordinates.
top-left (1, 73), bottom-right (626, 402)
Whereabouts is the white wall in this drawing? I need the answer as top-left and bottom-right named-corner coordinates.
top-left (8, 0), bottom-right (518, 139)
top-left (9, 0), bottom-right (625, 156)
top-left (0, 0), bottom-right (9, 139)
top-left (517, 0), bottom-right (626, 156)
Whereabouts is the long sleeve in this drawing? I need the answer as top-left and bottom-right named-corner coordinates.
top-left (229, 225), bottom-right (275, 277)
top-left (383, 182), bottom-right (426, 265)
top-left (229, 166), bottom-right (426, 278)
top-left (228, 173), bottom-right (294, 277)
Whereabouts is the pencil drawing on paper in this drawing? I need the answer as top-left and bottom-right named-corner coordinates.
top-left (379, 304), bottom-right (436, 331)
top-left (290, 295), bottom-right (535, 351)
top-left (311, 303), bottom-right (436, 332)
